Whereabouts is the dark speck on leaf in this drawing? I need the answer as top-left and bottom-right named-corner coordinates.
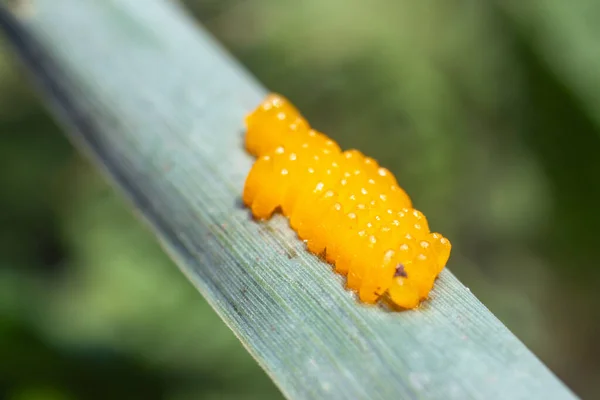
top-left (395, 263), bottom-right (407, 277)
top-left (286, 248), bottom-right (298, 259)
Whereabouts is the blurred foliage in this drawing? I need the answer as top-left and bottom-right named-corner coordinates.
top-left (1, 0), bottom-right (600, 398)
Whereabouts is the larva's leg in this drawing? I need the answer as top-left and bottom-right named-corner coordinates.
top-left (243, 155), bottom-right (272, 207)
top-left (288, 192), bottom-right (307, 231)
top-left (304, 194), bottom-right (338, 254)
top-left (334, 235), bottom-right (357, 276)
top-left (346, 237), bottom-right (368, 290)
top-left (358, 288), bottom-right (379, 304)
top-left (403, 255), bottom-right (436, 299)
top-left (346, 260), bottom-right (365, 291)
top-left (347, 239), bottom-right (373, 291)
top-left (251, 173), bottom-right (289, 220)
top-left (359, 249), bottom-right (396, 304)
top-left (328, 211), bottom-right (359, 275)
top-left (289, 187), bottom-right (322, 232)
top-left (345, 210), bottom-right (373, 291)
top-left (251, 190), bottom-right (280, 220)
top-left (279, 146), bottom-right (317, 218)
top-left (323, 207), bottom-right (346, 265)
top-left (281, 184), bottom-right (303, 218)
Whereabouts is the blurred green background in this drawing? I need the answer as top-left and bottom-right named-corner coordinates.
top-left (1, 0), bottom-right (600, 399)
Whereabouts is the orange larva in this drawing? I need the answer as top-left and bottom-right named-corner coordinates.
top-left (243, 93), bottom-right (452, 309)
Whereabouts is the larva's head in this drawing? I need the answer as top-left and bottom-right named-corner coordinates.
top-left (385, 234), bottom-right (452, 309)
top-left (387, 255), bottom-right (435, 309)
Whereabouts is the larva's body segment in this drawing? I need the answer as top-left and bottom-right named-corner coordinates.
top-left (243, 93), bottom-right (452, 309)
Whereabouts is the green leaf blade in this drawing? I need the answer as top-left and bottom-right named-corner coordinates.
top-left (0, 1), bottom-right (578, 399)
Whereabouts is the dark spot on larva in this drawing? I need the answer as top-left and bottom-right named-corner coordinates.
top-left (394, 263), bottom-right (407, 277)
